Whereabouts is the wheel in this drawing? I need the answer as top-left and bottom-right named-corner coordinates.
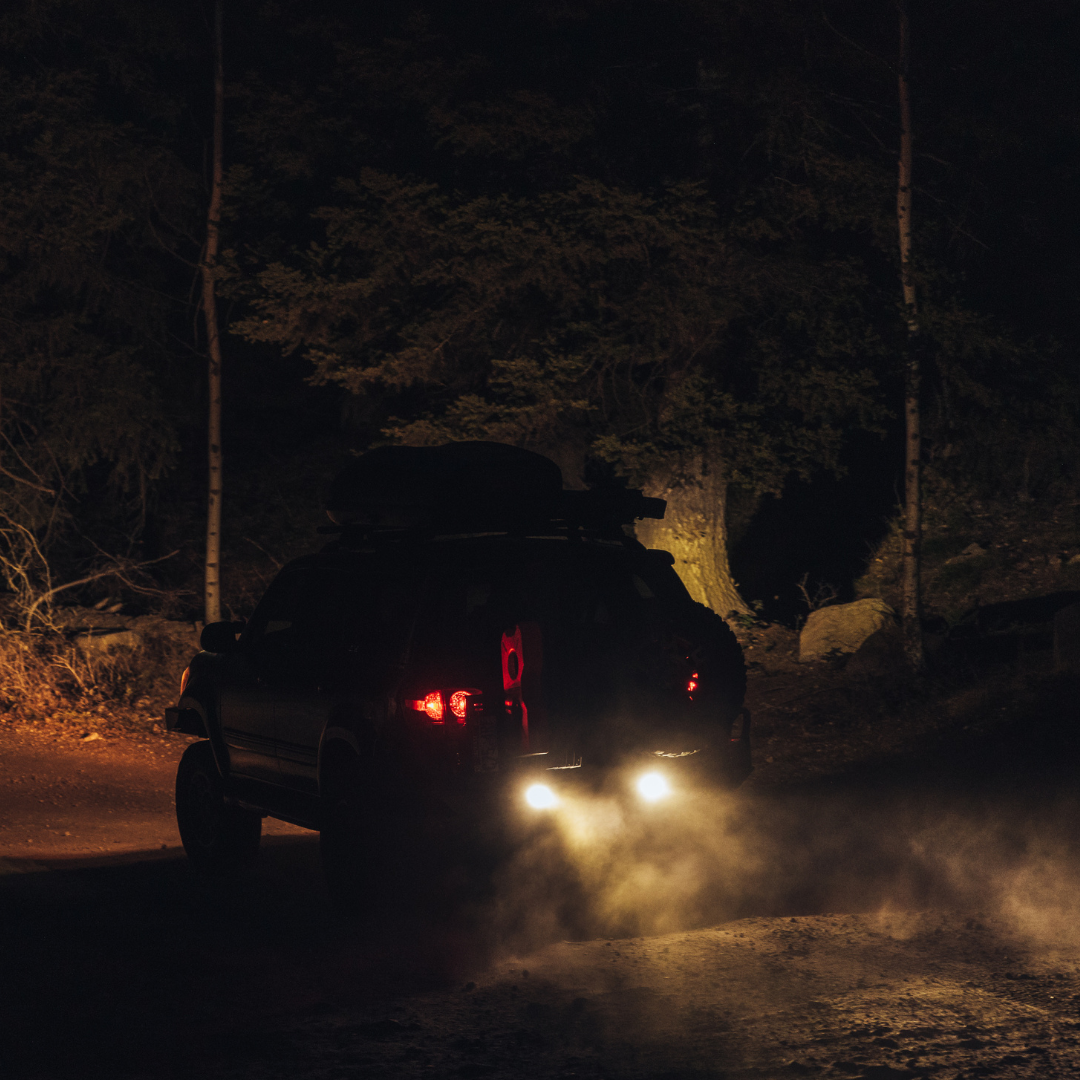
top-left (175, 741), bottom-right (261, 875)
top-left (319, 798), bottom-right (369, 910)
top-left (319, 748), bottom-right (448, 914)
top-left (319, 748), bottom-right (380, 911)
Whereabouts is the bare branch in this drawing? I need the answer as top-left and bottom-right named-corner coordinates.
top-left (20, 550), bottom-right (180, 631)
top-left (796, 571), bottom-right (839, 612)
top-left (0, 464), bottom-right (55, 495)
top-left (244, 536), bottom-right (283, 569)
top-left (821, 12), bottom-right (897, 76)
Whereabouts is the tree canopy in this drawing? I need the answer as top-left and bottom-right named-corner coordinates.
top-left (0, 0), bottom-right (1076, 614)
top-left (231, 0), bottom-right (1078, 500)
top-left (0, 1), bottom-right (203, 574)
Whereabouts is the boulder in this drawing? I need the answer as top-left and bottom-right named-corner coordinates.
top-left (799, 599), bottom-right (897, 663)
top-left (53, 605), bottom-right (131, 631)
top-left (1054, 601), bottom-right (1080, 672)
top-left (945, 542), bottom-right (988, 564)
top-left (845, 624), bottom-right (907, 677)
top-left (126, 615), bottom-right (202, 648)
top-left (72, 628), bottom-right (143, 654)
top-left (61, 609), bottom-right (202, 656)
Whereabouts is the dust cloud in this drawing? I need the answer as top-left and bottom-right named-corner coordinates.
top-left (481, 767), bottom-right (1080, 956)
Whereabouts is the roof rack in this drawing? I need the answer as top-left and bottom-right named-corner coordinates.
top-left (322, 442), bottom-right (665, 539)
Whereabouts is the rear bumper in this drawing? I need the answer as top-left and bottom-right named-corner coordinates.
top-left (429, 716), bottom-right (753, 826)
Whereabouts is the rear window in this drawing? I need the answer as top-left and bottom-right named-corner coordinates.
top-left (421, 539), bottom-right (690, 632)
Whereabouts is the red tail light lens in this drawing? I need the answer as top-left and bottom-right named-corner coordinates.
top-left (406, 689), bottom-right (478, 725)
top-left (405, 692), bottom-right (446, 722)
top-left (179, 666), bottom-right (191, 698)
top-left (422, 691), bottom-right (445, 723)
top-left (449, 690), bottom-right (471, 722)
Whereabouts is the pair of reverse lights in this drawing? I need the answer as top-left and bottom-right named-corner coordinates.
top-left (525, 771), bottom-right (671, 810)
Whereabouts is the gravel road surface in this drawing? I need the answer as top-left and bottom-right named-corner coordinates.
top-left (2, 710), bottom-right (1079, 1080)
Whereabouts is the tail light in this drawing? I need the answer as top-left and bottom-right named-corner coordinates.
top-left (179, 666), bottom-right (191, 699)
top-left (406, 688), bottom-right (479, 726)
top-left (421, 691), bottom-right (446, 723)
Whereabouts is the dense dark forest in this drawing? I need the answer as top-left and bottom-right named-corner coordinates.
top-left (1, 0), bottom-right (1077, 624)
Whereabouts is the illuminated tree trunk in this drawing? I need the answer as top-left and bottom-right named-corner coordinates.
top-left (635, 452), bottom-right (752, 621)
top-left (897, 0), bottom-right (924, 670)
top-left (201, 0), bottom-right (224, 624)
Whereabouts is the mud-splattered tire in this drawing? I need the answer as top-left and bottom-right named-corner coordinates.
top-left (175, 741), bottom-right (261, 875)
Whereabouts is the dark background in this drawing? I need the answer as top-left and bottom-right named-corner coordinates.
top-left (1, 0), bottom-right (1076, 623)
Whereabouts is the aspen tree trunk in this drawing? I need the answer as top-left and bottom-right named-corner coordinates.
top-left (201, 0), bottom-right (224, 624)
top-left (634, 451), bottom-right (752, 622)
top-left (897, 0), bottom-right (924, 670)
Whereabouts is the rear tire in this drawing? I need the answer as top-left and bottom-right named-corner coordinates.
top-left (175, 741), bottom-right (261, 875)
top-left (319, 748), bottom-right (381, 912)
top-left (319, 806), bottom-right (372, 911)
top-left (319, 749), bottom-right (457, 915)
top-left (691, 602), bottom-right (747, 727)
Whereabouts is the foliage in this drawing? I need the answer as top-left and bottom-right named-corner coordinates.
top-left (0, 1), bottom-right (203, 608)
top-left (0, 623), bottom-right (190, 729)
top-left (0, 0), bottom-right (1076, 626)
top-left (229, 0), bottom-right (1079, 508)
top-left (235, 169), bottom-right (885, 492)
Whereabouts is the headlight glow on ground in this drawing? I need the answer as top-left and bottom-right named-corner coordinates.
top-left (525, 783), bottom-right (559, 810)
top-left (636, 771), bottom-right (671, 802)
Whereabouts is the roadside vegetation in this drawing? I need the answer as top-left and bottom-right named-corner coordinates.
top-left (0, 616), bottom-right (193, 740)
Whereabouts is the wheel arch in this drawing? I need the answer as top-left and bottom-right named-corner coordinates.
top-left (318, 726), bottom-right (363, 798)
top-left (177, 691), bottom-right (231, 779)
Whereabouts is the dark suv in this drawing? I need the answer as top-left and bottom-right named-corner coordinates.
top-left (166, 443), bottom-right (749, 895)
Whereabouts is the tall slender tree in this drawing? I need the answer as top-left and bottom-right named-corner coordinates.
top-left (200, 0), bottom-right (225, 624)
top-left (896, 0), bottom-right (924, 668)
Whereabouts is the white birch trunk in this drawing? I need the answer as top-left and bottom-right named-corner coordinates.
top-left (201, 0), bottom-right (224, 625)
top-left (897, 0), bottom-right (924, 670)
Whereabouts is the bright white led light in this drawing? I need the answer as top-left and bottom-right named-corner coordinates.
top-left (525, 783), bottom-right (559, 810)
top-left (636, 772), bottom-right (671, 802)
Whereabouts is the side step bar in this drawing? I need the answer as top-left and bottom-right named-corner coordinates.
top-left (224, 775), bottom-right (322, 831)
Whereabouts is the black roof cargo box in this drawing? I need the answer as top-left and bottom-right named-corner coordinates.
top-left (326, 441), bottom-right (665, 533)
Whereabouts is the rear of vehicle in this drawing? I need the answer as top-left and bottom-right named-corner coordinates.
top-left (397, 534), bottom-right (749, 822)
top-left (166, 442), bottom-right (749, 897)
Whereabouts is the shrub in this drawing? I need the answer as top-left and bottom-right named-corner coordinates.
top-left (0, 626), bottom-right (191, 733)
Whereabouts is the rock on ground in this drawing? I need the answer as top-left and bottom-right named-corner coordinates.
top-left (55, 606), bottom-right (202, 654)
top-left (844, 623), bottom-right (906, 677)
top-left (799, 598), bottom-right (896, 663)
top-left (72, 628), bottom-right (144, 654)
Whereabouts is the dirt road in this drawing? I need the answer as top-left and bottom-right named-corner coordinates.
top-left (0, 727), bottom-right (306, 865)
top-left (2, 714), bottom-right (1080, 1080)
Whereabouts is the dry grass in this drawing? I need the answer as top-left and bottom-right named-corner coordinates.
top-left (0, 626), bottom-right (192, 737)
